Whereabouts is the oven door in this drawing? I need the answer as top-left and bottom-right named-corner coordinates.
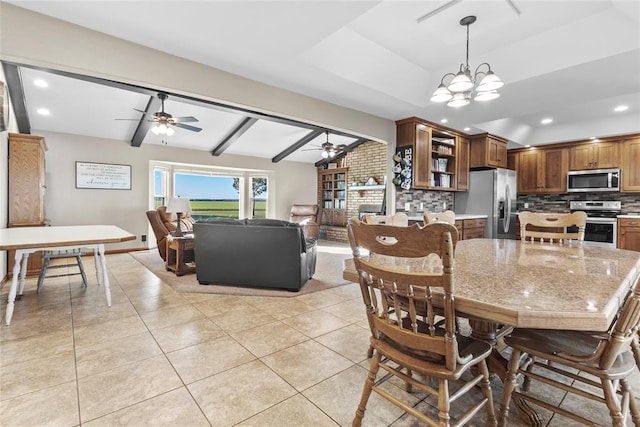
top-left (583, 217), bottom-right (617, 247)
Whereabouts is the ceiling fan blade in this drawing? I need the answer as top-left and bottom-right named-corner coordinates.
top-left (114, 118), bottom-right (143, 121)
top-left (132, 108), bottom-right (152, 116)
top-left (172, 116), bottom-right (199, 123)
top-left (173, 122), bottom-right (202, 132)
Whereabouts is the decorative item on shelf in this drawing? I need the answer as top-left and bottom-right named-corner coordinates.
top-left (392, 146), bottom-right (412, 190)
top-left (166, 197), bottom-right (191, 237)
top-left (365, 177), bottom-right (378, 186)
top-left (429, 16), bottom-right (504, 107)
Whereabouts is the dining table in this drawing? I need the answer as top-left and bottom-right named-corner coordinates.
top-left (343, 238), bottom-right (640, 423)
top-left (0, 225), bottom-right (135, 325)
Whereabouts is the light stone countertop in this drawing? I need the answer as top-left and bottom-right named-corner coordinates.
top-left (618, 214), bottom-right (640, 218)
top-left (406, 213), bottom-right (488, 222)
top-left (343, 238), bottom-right (640, 331)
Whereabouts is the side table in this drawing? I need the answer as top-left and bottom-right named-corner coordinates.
top-left (165, 236), bottom-right (196, 276)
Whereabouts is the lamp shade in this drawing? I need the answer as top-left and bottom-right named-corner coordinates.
top-left (447, 70), bottom-right (474, 92)
top-left (166, 197), bottom-right (192, 213)
top-left (447, 92), bottom-right (471, 108)
top-left (477, 71), bottom-right (504, 92)
top-left (430, 84), bottom-right (453, 103)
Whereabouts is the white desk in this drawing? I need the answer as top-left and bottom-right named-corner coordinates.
top-left (0, 225), bottom-right (135, 325)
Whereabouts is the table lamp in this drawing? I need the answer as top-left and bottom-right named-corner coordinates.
top-left (166, 197), bottom-right (192, 237)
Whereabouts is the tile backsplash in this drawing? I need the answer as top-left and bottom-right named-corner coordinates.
top-left (517, 193), bottom-right (640, 214)
top-left (396, 190), bottom-right (455, 213)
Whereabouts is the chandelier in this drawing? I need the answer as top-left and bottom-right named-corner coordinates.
top-left (430, 16), bottom-right (504, 108)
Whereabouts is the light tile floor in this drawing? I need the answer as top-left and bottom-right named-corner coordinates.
top-left (1, 248), bottom-right (638, 426)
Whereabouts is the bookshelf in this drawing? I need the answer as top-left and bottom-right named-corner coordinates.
top-left (318, 167), bottom-right (348, 226)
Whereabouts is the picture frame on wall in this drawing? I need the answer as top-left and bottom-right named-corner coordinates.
top-left (76, 161), bottom-right (131, 190)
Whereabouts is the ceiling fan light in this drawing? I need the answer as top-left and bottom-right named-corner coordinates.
top-left (329, 148), bottom-right (336, 157)
top-left (151, 126), bottom-right (161, 135)
top-left (430, 84), bottom-right (453, 103)
top-left (321, 150), bottom-right (329, 159)
top-left (477, 71), bottom-right (504, 91)
top-left (447, 70), bottom-right (474, 92)
top-left (474, 90), bottom-right (500, 102)
top-left (166, 127), bottom-right (175, 136)
top-left (447, 92), bottom-right (471, 108)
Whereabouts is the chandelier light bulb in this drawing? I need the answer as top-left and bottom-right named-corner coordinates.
top-left (477, 70), bottom-right (504, 92)
top-left (447, 92), bottom-right (471, 108)
top-left (447, 70), bottom-right (474, 93)
top-left (430, 84), bottom-right (453, 103)
top-left (474, 90), bottom-right (500, 102)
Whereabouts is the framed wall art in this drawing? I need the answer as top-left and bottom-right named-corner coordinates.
top-left (76, 161), bottom-right (131, 190)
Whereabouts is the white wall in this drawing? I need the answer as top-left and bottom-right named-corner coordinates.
top-left (39, 131), bottom-right (317, 251)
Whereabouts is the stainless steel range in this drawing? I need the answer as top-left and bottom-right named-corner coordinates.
top-left (569, 200), bottom-right (621, 247)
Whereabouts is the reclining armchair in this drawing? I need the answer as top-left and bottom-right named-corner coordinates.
top-left (145, 205), bottom-right (195, 260)
top-left (289, 204), bottom-right (320, 239)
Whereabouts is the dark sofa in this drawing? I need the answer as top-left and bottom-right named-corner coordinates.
top-left (193, 218), bottom-right (317, 291)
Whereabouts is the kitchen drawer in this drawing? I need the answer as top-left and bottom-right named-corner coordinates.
top-left (463, 219), bottom-right (486, 229)
top-left (463, 227), bottom-right (485, 240)
top-left (619, 218), bottom-right (640, 227)
top-left (454, 220), bottom-right (463, 236)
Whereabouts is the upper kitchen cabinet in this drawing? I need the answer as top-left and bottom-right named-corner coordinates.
top-left (514, 147), bottom-right (568, 194)
top-left (456, 137), bottom-right (470, 191)
top-left (569, 141), bottom-right (619, 170)
top-left (395, 117), bottom-right (462, 191)
top-left (621, 136), bottom-right (640, 192)
top-left (469, 133), bottom-right (508, 169)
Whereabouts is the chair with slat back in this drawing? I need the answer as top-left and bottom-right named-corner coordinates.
top-left (362, 212), bottom-right (409, 226)
top-left (518, 211), bottom-right (587, 243)
top-left (423, 210), bottom-right (456, 226)
top-left (347, 217), bottom-right (496, 427)
top-left (499, 275), bottom-right (640, 426)
top-left (37, 249), bottom-right (88, 292)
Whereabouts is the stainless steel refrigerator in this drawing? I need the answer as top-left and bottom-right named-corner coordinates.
top-left (455, 168), bottom-right (517, 239)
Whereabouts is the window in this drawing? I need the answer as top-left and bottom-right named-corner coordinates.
top-left (150, 161), bottom-right (273, 220)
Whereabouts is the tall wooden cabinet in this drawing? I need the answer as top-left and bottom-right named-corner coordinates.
top-left (318, 167), bottom-right (348, 226)
top-left (7, 133), bottom-right (48, 276)
top-left (621, 137), bottom-right (640, 192)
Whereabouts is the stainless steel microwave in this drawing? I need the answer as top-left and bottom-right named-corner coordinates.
top-left (567, 168), bottom-right (620, 192)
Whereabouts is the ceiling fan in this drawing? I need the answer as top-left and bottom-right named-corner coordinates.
top-left (303, 131), bottom-right (347, 158)
top-left (117, 92), bottom-right (202, 135)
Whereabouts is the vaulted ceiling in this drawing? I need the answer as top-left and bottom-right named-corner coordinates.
top-left (3, 0), bottom-right (639, 163)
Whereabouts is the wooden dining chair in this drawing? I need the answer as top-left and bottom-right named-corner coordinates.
top-left (347, 217), bottom-right (496, 427)
top-left (423, 210), bottom-right (456, 226)
top-left (518, 211), bottom-right (587, 243)
top-left (362, 212), bottom-right (409, 226)
top-left (499, 277), bottom-right (640, 427)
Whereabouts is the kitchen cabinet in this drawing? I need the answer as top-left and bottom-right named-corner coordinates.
top-left (462, 218), bottom-right (486, 239)
top-left (515, 147), bottom-right (568, 194)
top-left (621, 137), bottom-right (640, 192)
top-left (456, 137), bottom-right (470, 191)
top-left (318, 167), bottom-right (348, 226)
top-left (569, 141), bottom-right (619, 170)
top-left (469, 133), bottom-right (508, 169)
top-left (618, 217), bottom-right (640, 252)
top-left (395, 117), bottom-right (460, 191)
top-left (7, 133), bottom-right (48, 277)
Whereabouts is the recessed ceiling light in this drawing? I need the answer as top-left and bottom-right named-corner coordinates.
top-left (33, 79), bottom-right (49, 88)
top-left (36, 108), bottom-right (50, 116)
top-left (540, 118), bottom-right (553, 125)
top-left (463, 127), bottom-right (471, 131)
top-left (525, 144), bottom-right (531, 148)
top-left (590, 136), bottom-right (597, 140)
top-left (440, 118), bottom-right (448, 123)
top-left (614, 105), bottom-right (629, 112)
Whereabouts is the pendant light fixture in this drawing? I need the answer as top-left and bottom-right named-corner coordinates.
top-left (321, 131), bottom-right (337, 158)
top-left (430, 16), bottom-right (503, 107)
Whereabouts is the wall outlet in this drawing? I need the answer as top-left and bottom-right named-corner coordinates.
top-left (141, 234), bottom-right (147, 242)
top-left (443, 202), bottom-right (447, 210)
top-left (419, 202), bottom-right (424, 211)
top-left (524, 202), bottom-right (530, 209)
top-left (405, 202), bottom-right (411, 211)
